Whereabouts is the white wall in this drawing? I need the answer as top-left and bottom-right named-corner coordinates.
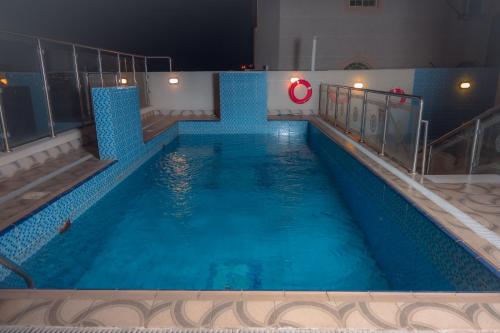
top-left (148, 70), bottom-right (415, 113)
top-left (148, 72), bottom-right (217, 112)
top-left (255, 0), bottom-right (500, 70)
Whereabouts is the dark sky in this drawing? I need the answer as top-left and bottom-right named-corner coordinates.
top-left (0, 0), bottom-right (256, 71)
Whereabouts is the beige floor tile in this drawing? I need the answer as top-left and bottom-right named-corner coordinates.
top-left (240, 301), bottom-right (275, 326)
top-left (211, 303), bottom-right (242, 328)
top-left (0, 298), bottom-right (49, 324)
top-left (146, 299), bottom-right (177, 328)
top-left (53, 298), bottom-right (95, 326)
top-left (274, 302), bottom-right (341, 328)
top-left (9, 299), bottom-right (53, 325)
top-left (404, 305), bottom-right (477, 330)
top-left (80, 299), bottom-right (154, 327)
top-left (476, 305), bottom-right (500, 330)
top-left (343, 308), bottom-right (381, 330)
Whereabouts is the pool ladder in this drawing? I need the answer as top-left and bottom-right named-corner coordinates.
top-left (0, 254), bottom-right (35, 288)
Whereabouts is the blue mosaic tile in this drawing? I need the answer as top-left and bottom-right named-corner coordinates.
top-left (0, 87), bottom-right (178, 281)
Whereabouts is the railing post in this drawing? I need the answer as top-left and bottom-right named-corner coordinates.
top-left (410, 98), bottom-right (424, 174)
top-left (420, 120), bottom-right (429, 176)
top-left (72, 44), bottom-right (86, 121)
top-left (325, 85), bottom-right (330, 120)
top-left (117, 53), bottom-right (121, 84)
top-left (132, 56), bottom-right (137, 85)
top-left (360, 91), bottom-right (368, 143)
top-left (37, 38), bottom-right (56, 138)
top-left (334, 86), bottom-right (339, 127)
top-left (345, 88), bottom-right (351, 133)
top-left (426, 145), bottom-right (433, 174)
top-left (0, 93), bottom-right (11, 152)
top-left (97, 49), bottom-right (104, 87)
top-left (168, 57), bottom-right (172, 72)
top-left (144, 57), bottom-right (150, 106)
top-left (468, 118), bottom-right (481, 174)
top-left (380, 95), bottom-right (390, 156)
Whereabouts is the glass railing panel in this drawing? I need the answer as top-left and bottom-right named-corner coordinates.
top-left (428, 127), bottom-right (474, 174)
top-left (335, 87), bottom-right (349, 131)
top-left (362, 92), bottom-right (386, 153)
top-left (76, 47), bottom-right (99, 123)
top-left (348, 90), bottom-right (364, 136)
top-left (41, 40), bottom-right (83, 133)
top-left (318, 84), bottom-right (327, 118)
top-left (325, 85), bottom-right (336, 125)
top-left (383, 97), bottom-right (420, 170)
top-left (100, 51), bottom-right (119, 73)
top-left (134, 56), bottom-right (148, 107)
top-left (0, 32), bottom-right (51, 148)
top-left (474, 111), bottom-right (500, 174)
top-left (119, 55), bottom-right (134, 87)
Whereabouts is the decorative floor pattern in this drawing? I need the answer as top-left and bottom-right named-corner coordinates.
top-left (0, 291), bottom-right (499, 331)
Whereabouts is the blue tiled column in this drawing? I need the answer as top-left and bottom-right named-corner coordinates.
top-left (92, 87), bottom-right (143, 160)
top-left (218, 71), bottom-right (268, 132)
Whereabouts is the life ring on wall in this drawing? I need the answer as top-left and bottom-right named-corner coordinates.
top-left (289, 79), bottom-right (313, 104)
top-left (390, 87), bottom-right (406, 104)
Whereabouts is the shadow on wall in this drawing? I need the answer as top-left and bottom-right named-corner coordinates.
top-left (413, 68), bottom-right (499, 140)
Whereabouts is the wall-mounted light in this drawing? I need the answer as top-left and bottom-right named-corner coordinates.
top-left (459, 81), bottom-right (471, 89)
top-left (119, 78), bottom-right (128, 85)
top-left (169, 77), bottom-right (179, 85)
top-left (290, 77), bottom-right (300, 83)
top-left (0, 78), bottom-right (7, 86)
top-left (353, 82), bottom-right (364, 89)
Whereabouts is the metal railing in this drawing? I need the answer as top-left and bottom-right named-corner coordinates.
top-left (0, 254), bottom-right (35, 288)
top-left (319, 83), bottom-right (429, 174)
top-left (427, 104), bottom-right (500, 175)
top-left (0, 30), bottom-right (173, 153)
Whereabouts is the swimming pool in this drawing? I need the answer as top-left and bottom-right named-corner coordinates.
top-left (2, 124), bottom-right (499, 291)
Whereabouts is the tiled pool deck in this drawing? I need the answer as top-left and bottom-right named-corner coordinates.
top-left (1, 115), bottom-right (499, 331)
top-left (1, 290), bottom-right (499, 330)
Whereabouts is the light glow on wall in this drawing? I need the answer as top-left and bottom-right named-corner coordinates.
top-left (169, 77), bottom-right (179, 85)
top-left (459, 81), bottom-right (471, 89)
top-left (353, 82), bottom-right (364, 89)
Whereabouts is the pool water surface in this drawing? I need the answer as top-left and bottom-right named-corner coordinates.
top-left (3, 131), bottom-right (499, 291)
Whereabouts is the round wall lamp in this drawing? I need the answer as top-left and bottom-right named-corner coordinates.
top-left (119, 78), bottom-right (128, 85)
top-left (353, 82), bottom-right (364, 89)
top-left (169, 77), bottom-right (179, 85)
top-left (289, 77), bottom-right (300, 83)
top-left (459, 81), bottom-right (471, 89)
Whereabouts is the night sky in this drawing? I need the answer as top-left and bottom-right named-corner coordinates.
top-left (0, 0), bottom-right (256, 71)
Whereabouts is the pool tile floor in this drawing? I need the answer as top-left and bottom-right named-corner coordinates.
top-left (0, 290), bottom-right (499, 331)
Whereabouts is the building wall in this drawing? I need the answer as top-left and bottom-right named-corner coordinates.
top-left (255, 0), bottom-right (500, 70)
top-left (254, 0), bottom-right (281, 70)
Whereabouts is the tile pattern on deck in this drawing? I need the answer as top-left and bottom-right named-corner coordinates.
top-left (0, 291), bottom-right (499, 331)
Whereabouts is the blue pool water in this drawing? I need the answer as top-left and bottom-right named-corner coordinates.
top-left (4, 127), bottom-right (500, 291)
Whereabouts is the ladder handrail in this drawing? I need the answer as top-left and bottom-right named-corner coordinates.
top-left (0, 254), bottom-right (35, 288)
top-left (429, 104), bottom-right (500, 147)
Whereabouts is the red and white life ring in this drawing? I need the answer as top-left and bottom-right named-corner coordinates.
top-left (289, 79), bottom-right (313, 104)
top-left (390, 87), bottom-right (407, 104)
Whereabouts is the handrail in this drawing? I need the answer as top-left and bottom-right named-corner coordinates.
top-left (429, 104), bottom-right (500, 147)
top-left (0, 254), bottom-right (35, 288)
top-left (0, 30), bottom-right (174, 153)
top-left (320, 83), bottom-right (426, 174)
